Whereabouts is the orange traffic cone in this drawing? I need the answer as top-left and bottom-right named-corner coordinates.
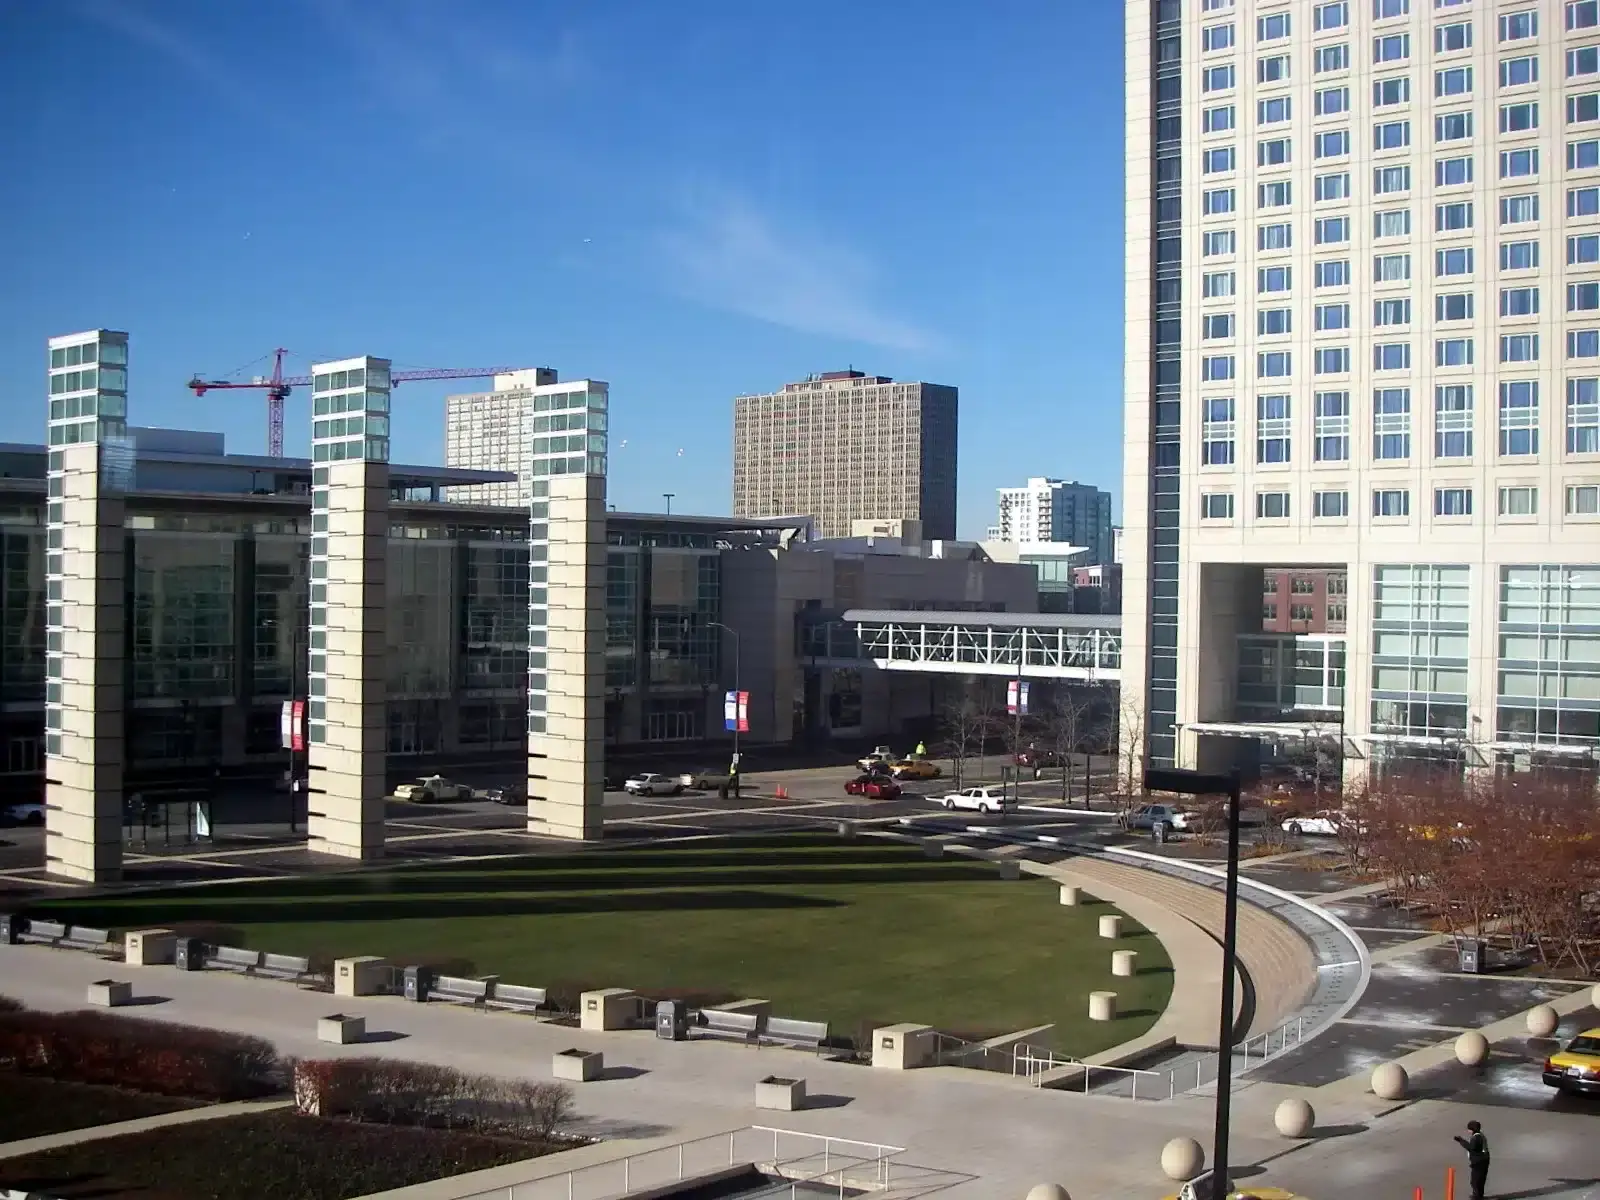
top-left (775, 785), bottom-right (788, 799)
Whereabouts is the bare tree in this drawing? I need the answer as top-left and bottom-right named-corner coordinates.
top-left (1112, 696), bottom-right (1148, 816)
top-left (937, 687), bottom-right (1000, 790)
top-left (1039, 691), bottom-right (1092, 808)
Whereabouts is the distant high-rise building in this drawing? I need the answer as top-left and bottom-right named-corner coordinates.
top-left (732, 370), bottom-right (958, 539)
top-left (443, 368), bottom-right (562, 506)
top-left (993, 477), bottom-right (1115, 564)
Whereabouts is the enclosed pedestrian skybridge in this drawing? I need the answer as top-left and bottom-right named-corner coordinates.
top-left (833, 610), bottom-right (1122, 682)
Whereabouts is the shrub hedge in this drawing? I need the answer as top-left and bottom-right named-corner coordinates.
top-left (0, 1009), bottom-right (279, 1101)
top-left (292, 1058), bottom-right (574, 1139)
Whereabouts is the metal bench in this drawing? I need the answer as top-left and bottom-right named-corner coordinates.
top-left (20, 919), bottom-right (68, 945)
top-left (256, 952), bottom-right (317, 985)
top-left (208, 945), bottom-right (262, 973)
top-left (698, 1008), bottom-right (761, 1044)
top-left (762, 1016), bottom-right (830, 1055)
top-left (485, 982), bottom-right (547, 1014)
top-left (430, 974), bottom-right (492, 1008)
top-left (64, 925), bottom-right (118, 957)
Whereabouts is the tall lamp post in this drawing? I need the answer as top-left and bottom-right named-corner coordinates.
top-left (710, 621), bottom-right (741, 766)
top-left (1145, 765), bottom-right (1243, 1200)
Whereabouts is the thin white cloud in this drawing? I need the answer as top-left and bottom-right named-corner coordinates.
top-left (660, 188), bottom-right (938, 354)
top-left (76, 0), bottom-right (299, 137)
top-left (308, 0), bottom-right (593, 158)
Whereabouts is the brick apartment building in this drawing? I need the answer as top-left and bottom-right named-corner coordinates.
top-left (1262, 568), bottom-right (1347, 635)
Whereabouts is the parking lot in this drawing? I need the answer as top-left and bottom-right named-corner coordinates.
top-left (0, 756), bottom-right (1130, 899)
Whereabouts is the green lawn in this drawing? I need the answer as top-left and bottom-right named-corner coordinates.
top-left (39, 836), bottom-right (1172, 1055)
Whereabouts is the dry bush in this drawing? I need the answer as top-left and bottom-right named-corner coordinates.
top-left (0, 1009), bottom-right (278, 1100)
top-left (290, 1058), bottom-right (575, 1140)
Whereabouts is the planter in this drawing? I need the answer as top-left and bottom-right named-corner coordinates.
top-left (553, 1048), bottom-right (604, 1082)
top-left (756, 1076), bottom-right (806, 1111)
top-left (124, 928), bottom-right (175, 967)
top-left (87, 979), bottom-right (132, 1007)
top-left (317, 1014), bottom-right (366, 1044)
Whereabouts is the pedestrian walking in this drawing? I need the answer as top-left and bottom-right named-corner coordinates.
top-left (1454, 1119), bottom-right (1490, 1200)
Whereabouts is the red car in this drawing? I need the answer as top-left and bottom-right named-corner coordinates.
top-left (845, 774), bottom-right (903, 800)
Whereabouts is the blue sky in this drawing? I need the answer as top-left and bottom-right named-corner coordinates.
top-left (0, 0), bottom-right (1126, 534)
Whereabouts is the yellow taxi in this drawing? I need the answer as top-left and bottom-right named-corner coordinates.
top-left (889, 758), bottom-right (943, 781)
top-left (1542, 1027), bottom-right (1600, 1095)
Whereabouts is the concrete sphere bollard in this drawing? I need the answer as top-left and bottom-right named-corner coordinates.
top-left (1111, 949), bottom-right (1138, 977)
top-left (1025, 1185), bottom-right (1071, 1200)
top-left (1088, 991), bottom-right (1117, 1022)
top-left (1059, 885), bottom-right (1081, 907)
top-left (1098, 914), bottom-right (1122, 939)
top-left (1160, 1137), bottom-right (1204, 1182)
top-left (1455, 1030), bottom-right (1489, 1067)
top-left (1273, 1096), bottom-right (1314, 1139)
top-left (1593, 983), bottom-right (1600, 1010)
top-left (1527, 1004), bottom-right (1559, 1038)
top-left (1371, 1061), bottom-right (1409, 1101)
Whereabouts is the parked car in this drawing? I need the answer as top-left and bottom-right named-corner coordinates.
top-left (678, 768), bottom-right (732, 790)
top-left (624, 773), bottom-right (684, 797)
top-left (845, 774), bottom-right (903, 800)
top-left (1282, 810), bottom-right (1344, 837)
top-left (1543, 1027), bottom-right (1600, 1094)
top-left (889, 758), bottom-right (942, 781)
top-left (485, 784), bottom-right (525, 806)
top-left (603, 770), bottom-right (629, 791)
top-left (938, 786), bottom-right (1011, 814)
top-left (393, 775), bottom-right (471, 803)
top-left (1015, 746), bottom-right (1063, 770)
top-left (2, 802), bottom-right (43, 826)
top-left (1119, 802), bottom-right (1194, 832)
top-left (856, 746), bottom-right (896, 772)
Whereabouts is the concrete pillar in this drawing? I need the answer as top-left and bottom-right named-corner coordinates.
top-left (44, 329), bottom-right (132, 884)
top-left (305, 357), bottom-right (392, 861)
top-left (527, 379), bottom-right (610, 840)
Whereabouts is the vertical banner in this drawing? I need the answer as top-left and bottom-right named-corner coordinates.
top-left (724, 690), bottom-right (749, 732)
top-left (1007, 681), bottom-right (1030, 715)
top-left (291, 701), bottom-right (306, 751)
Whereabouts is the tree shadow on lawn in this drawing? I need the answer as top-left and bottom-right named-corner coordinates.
top-left (46, 889), bottom-right (847, 936)
top-left (40, 864), bottom-right (1005, 924)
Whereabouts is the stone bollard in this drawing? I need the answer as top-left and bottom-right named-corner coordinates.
top-left (1371, 1061), bottom-right (1409, 1101)
top-left (998, 860), bottom-right (1022, 881)
top-left (1273, 1096), bottom-right (1314, 1138)
top-left (1058, 885), bottom-right (1080, 906)
top-left (1455, 1030), bottom-right (1489, 1066)
top-left (1088, 991), bottom-right (1117, 1022)
top-left (1025, 1186), bottom-right (1071, 1200)
top-left (1592, 983), bottom-right (1600, 1010)
top-left (1527, 1004), bottom-right (1559, 1038)
top-left (1160, 1137), bottom-right (1204, 1182)
top-left (1097, 914), bottom-right (1122, 940)
top-left (1111, 949), bottom-right (1138, 977)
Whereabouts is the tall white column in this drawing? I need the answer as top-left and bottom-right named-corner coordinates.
top-left (526, 380), bottom-right (609, 840)
top-left (44, 330), bottom-right (132, 883)
top-left (305, 357), bottom-right (392, 860)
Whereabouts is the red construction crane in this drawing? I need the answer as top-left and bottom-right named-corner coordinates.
top-left (188, 350), bottom-right (537, 457)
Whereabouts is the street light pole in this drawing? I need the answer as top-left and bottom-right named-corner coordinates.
top-left (710, 621), bottom-right (741, 766)
top-left (663, 493), bottom-right (674, 515)
top-left (1145, 765), bottom-right (1243, 1200)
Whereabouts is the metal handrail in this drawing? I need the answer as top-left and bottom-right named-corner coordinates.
top-left (458, 1125), bottom-right (906, 1200)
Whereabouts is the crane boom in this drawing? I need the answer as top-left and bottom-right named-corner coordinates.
top-left (187, 354), bottom-right (539, 458)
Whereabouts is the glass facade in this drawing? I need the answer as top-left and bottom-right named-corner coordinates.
top-left (131, 534), bottom-right (236, 700)
top-left (1146, 0), bottom-right (1183, 765)
top-left (1497, 565), bottom-right (1600, 748)
top-left (1369, 565), bottom-right (1471, 740)
top-left (0, 506), bottom-right (741, 773)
